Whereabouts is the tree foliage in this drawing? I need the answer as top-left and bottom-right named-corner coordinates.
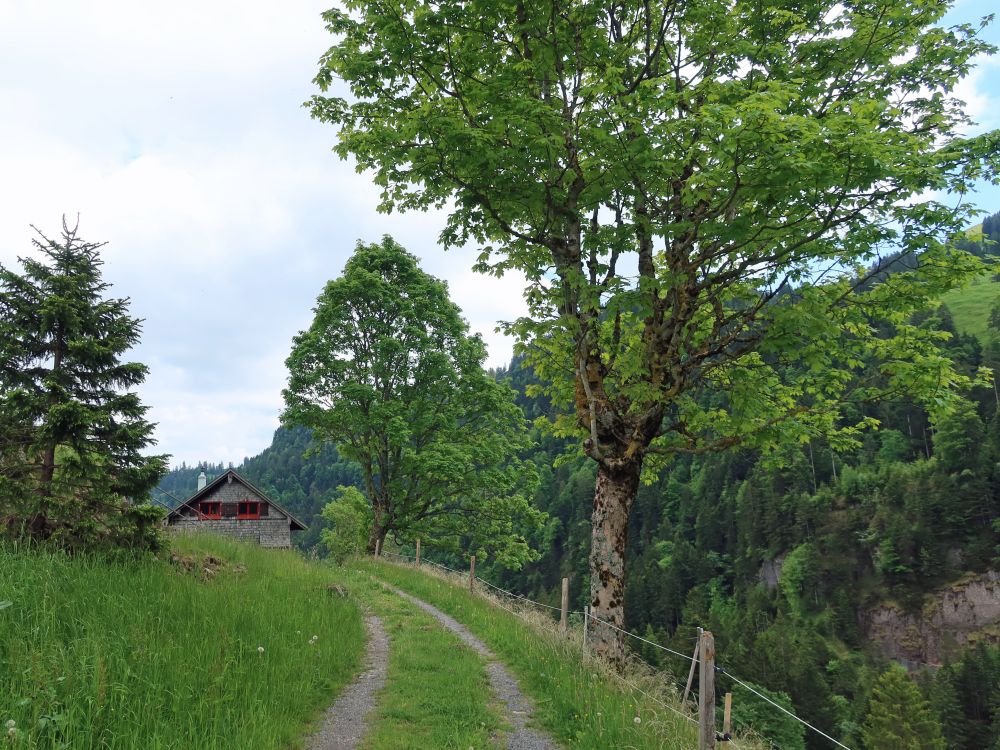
top-left (863, 666), bottom-right (945, 750)
top-left (730, 681), bottom-right (807, 750)
top-left (0, 220), bottom-right (167, 550)
top-left (282, 236), bottom-right (541, 567)
top-left (320, 485), bottom-right (373, 564)
top-left (311, 0), bottom-right (999, 656)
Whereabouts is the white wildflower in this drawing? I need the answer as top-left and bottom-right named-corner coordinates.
top-left (633, 715), bottom-right (641, 725)
top-left (257, 646), bottom-right (265, 654)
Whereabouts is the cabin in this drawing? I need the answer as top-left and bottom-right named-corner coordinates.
top-left (165, 469), bottom-right (306, 548)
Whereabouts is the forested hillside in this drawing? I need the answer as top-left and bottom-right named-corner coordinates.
top-left (157, 211), bottom-right (1000, 749)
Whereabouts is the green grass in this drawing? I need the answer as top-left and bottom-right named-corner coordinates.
top-left (939, 273), bottom-right (1000, 343)
top-left (359, 559), bottom-right (705, 750)
top-left (335, 569), bottom-right (502, 749)
top-left (0, 534), bottom-right (365, 749)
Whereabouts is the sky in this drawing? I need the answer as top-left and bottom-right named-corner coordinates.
top-left (0, 0), bottom-right (998, 468)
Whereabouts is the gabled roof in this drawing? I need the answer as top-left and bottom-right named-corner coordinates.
top-left (166, 469), bottom-right (307, 531)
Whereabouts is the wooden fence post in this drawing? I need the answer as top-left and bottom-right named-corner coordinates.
top-left (415, 538), bottom-right (421, 567)
top-left (582, 605), bottom-right (589, 653)
top-left (682, 626), bottom-right (703, 706)
top-left (723, 692), bottom-right (732, 742)
top-left (469, 555), bottom-right (476, 592)
top-left (374, 538), bottom-right (381, 558)
top-left (560, 577), bottom-right (569, 632)
top-left (699, 630), bottom-right (716, 750)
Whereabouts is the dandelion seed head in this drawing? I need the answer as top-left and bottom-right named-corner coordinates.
top-left (633, 715), bottom-right (641, 724)
top-left (4, 721), bottom-right (13, 731)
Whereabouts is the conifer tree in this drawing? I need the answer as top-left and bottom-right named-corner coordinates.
top-left (0, 219), bottom-right (167, 550)
top-left (863, 666), bottom-right (946, 750)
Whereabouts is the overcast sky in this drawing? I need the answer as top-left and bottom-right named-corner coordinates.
top-left (1, 0), bottom-right (998, 468)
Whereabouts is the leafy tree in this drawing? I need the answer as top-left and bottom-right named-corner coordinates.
top-left (283, 236), bottom-right (541, 566)
top-left (877, 430), bottom-right (911, 465)
top-left (311, 0), bottom-right (997, 658)
top-left (320, 485), bottom-right (373, 564)
top-left (932, 399), bottom-right (984, 474)
top-left (730, 681), bottom-right (807, 750)
top-left (778, 542), bottom-right (820, 618)
top-left (0, 219), bottom-right (167, 550)
top-left (863, 666), bottom-right (945, 750)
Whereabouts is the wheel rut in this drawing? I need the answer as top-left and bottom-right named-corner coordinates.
top-left (386, 584), bottom-right (559, 750)
top-left (306, 614), bottom-right (389, 750)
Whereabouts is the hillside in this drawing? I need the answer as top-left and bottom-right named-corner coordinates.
top-left (940, 275), bottom-right (1000, 343)
top-left (0, 535), bottom-right (365, 748)
top-left (0, 533), bottom-right (761, 749)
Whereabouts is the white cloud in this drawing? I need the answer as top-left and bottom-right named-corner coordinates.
top-left (0, 0), bottom-right (529, 467)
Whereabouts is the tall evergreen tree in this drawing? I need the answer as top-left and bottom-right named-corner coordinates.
top-left (0, 219), bottom-right (167, 550)
top-left (863, 666), bottom-right (946, 750)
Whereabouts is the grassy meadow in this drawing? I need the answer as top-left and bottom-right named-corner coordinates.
top-left (1, 531), bottom-right (768, 749)
top-left (940, 273), bottom-right (1000, 343)
top-left (0, 534), bottom-right (365, 749)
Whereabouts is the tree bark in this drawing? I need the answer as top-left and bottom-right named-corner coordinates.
top-left (366, 498), bottom-right (391, 554)
top-left (366, 521), bottom-right (390, 554)
top-left (588, 457), bottom-right (642, 665)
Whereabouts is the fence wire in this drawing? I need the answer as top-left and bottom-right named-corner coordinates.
top-left (717, 666), bottom-right (853, 750)
top-left (585, 609), bottom-right (697, 663)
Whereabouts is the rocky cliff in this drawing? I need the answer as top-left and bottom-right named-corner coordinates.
top-left (863, 570), bottom-right (1000, 665)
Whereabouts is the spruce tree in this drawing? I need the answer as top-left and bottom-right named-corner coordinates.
top-left (0, 219), bottom-right (167, 550)
top-left (863, 666), bottom-right (946, 750)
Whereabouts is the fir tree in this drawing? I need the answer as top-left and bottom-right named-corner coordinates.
top-left (863, 666), bottom-right (946, 750)
top-left (0, 219), bottom-right (167, 550)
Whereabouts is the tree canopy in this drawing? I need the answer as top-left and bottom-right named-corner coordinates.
top-left (863, 666), bottom-right (946, 750)
top-left (282, 236), bottom-right (541, 567)
top-left (311, 0), bottom-right (999, 657)
top-left (0, 220), bottom-right (167, 550)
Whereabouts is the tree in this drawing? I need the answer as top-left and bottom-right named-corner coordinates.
top-left (932, 397), bottom-right (984, 474)
top-left (863, 666), bottom-right (945, 750)
top-left (0, 219), bottom-right (167, 550)
top-left (730, 681), bottom-right (807, 750)
top-left (320, 485), bottom-right (373, 564)
top-left (283, 236), bottom-right (541, 567)
top-left (311, 0), bottom-right (997, 658)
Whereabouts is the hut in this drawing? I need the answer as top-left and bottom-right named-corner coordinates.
top-left (165, 469), bottom-right (306, 548)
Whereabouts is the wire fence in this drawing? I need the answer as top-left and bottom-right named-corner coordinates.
top-left (374, 549), bottom-right (853, 750)
top-left (717, 666), bottom-right (852, 750)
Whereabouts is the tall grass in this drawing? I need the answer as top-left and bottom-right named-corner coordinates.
top-left (0, 535), bottom-right (365, 749)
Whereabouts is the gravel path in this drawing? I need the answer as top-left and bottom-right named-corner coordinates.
top-left (306, 614), bottom-right (389, 750)
top-left (387, 585), bottom-right (559, 750)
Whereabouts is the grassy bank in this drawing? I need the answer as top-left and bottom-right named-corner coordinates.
top-left (361, 559), bottom-right (710, 750)
top-left (0, 535), bottom-right (365, 749)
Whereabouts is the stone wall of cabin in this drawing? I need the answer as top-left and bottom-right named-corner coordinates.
top-left (169, 517), bottom-right (292, 548)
